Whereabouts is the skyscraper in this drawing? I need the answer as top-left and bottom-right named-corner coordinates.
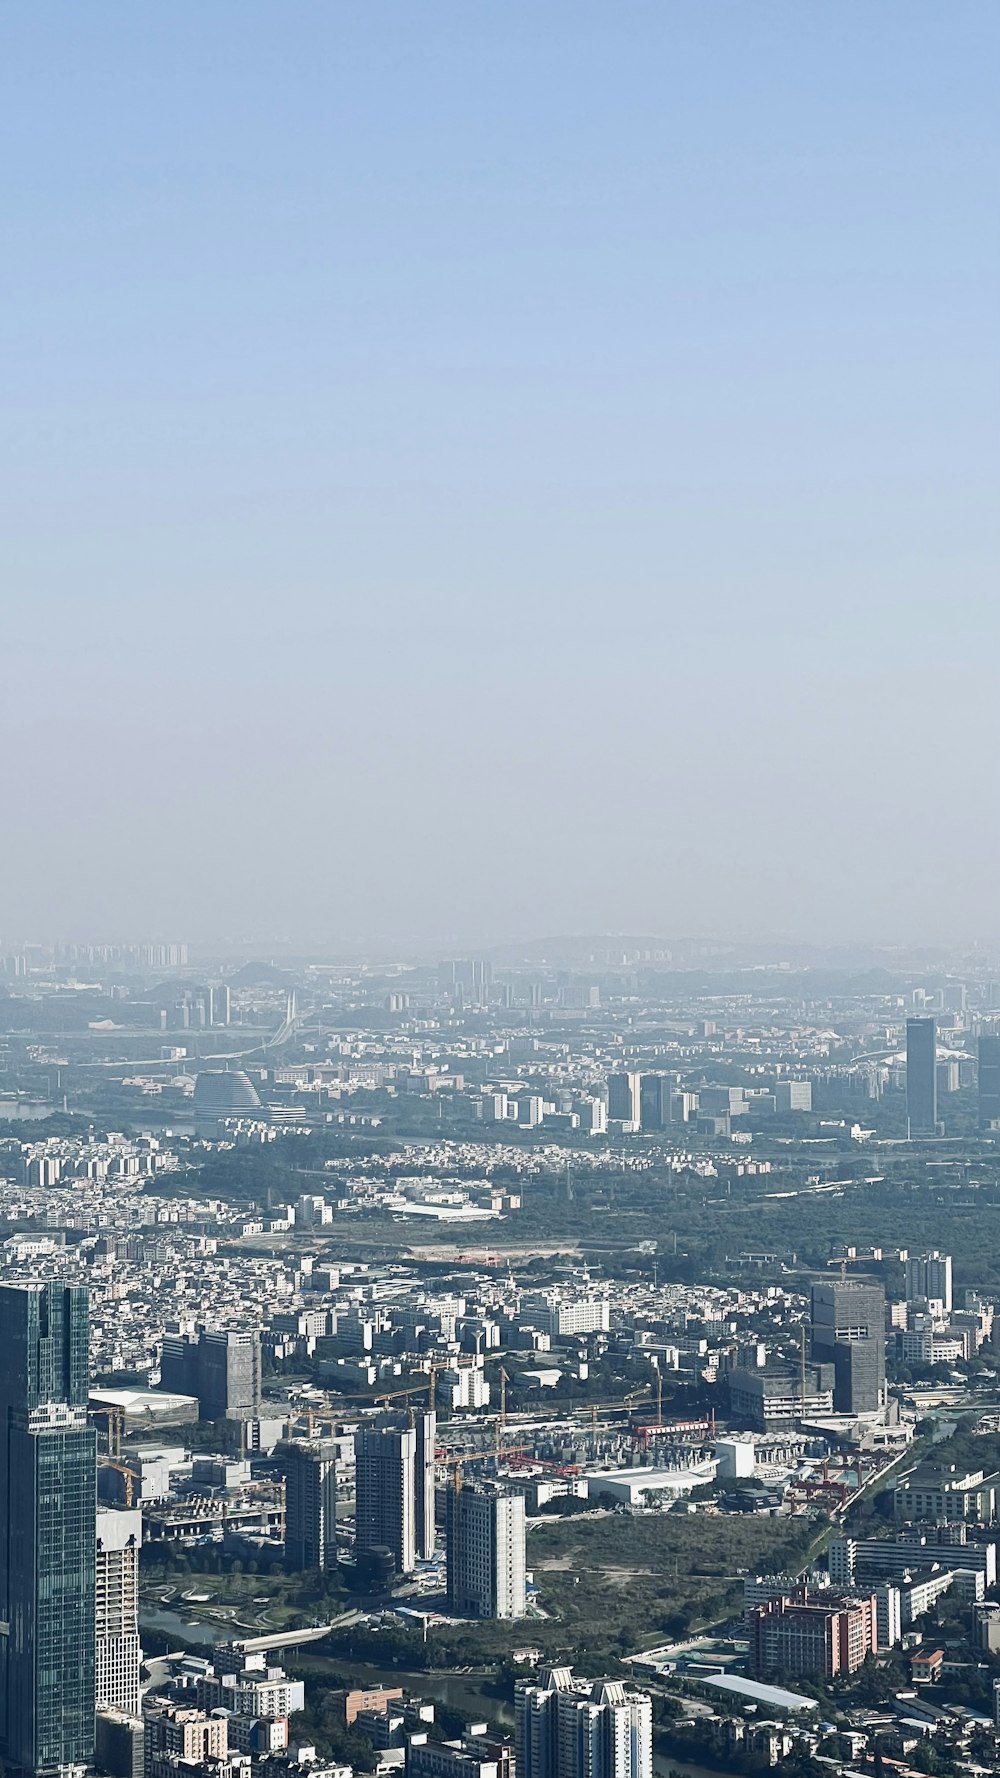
top-left (979, 1034), bottom-right (1000, 1129)
top-left (904, 1251), bottom-right (953, 1316)
top-left (95, 1506), bottom-right (142, 1719)
top-left (638, 1075), bottom-right (668, 1132)
top-left (906, 1017), bottom-right (938, 1134)
top-left (355, 1413), bottom-right (436, 1576)
top-left (412, 1410), bottom-right (436, 1562)
top-left (446, 1482), bottom-right (526, 1619)
top-left (0, 1282), bottom-right (97, 1778)
top-left (281, 1439), bottom-right (337, 1572)
top-left (208, 983), bottom-right (231, 1027)
top-left (810, 1281), bottom-right (886, 1415)
top-left (607, 1072), bottom-right (641, 1125)
top-left (515, 1669), bottom-right (651, 1778)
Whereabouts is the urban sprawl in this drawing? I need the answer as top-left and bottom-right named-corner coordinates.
top-left (4, 939), bottom-right (1000, 1778)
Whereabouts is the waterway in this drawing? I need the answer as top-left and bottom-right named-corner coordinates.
top-left (0, 1100), bottom-right (56, 1121)
top-left (141, 1604), bottom-right (231, 1645)
top-left (138, 1622), bottom-right (718, 1778)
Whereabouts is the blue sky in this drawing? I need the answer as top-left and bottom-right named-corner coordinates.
top-left (2, 4), bottom-right (997, 948)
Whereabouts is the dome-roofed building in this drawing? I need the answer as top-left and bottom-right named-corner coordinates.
top-left (192, 1070), bottom-right (261, 1112)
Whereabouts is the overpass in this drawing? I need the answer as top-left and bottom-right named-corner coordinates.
top-left (228, 1608), bottom-right (363, 1654)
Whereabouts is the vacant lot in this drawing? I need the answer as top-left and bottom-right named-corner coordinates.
top-left (527, 1508), bottom-right (821, 1663)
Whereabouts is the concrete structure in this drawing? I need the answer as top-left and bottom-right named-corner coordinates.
top-left (95, 1506), bottom-right (143, 1719)
top-left (728, 1364), bottom-right (834, 1429)
top-left (281, 1439), bottom-right (337, 1572)
top-left (829, 1530), bottom-right (997, 1589)
top-left (773, 1080), bottom-right (812, 1113)
top-left (894, 1463), bottom-right (1000, 1524)
top-left (407, 1735), bottom-right (513, 1778)
top-left (516, 1669), bottom-right (652, 1778)
top-left (904, 1251), bottom-right (953, 1316)
top-left (810, 1280), bottom-right (885, 1414)
top-left (160, 1327), bottom-right (262, 1421)
top-left (355, 1413), bottom-right (436, 1576)
top-left (446, 1482), bottom-right (526, 1619)
top-left (748, 1590), bottom-right (878, 1678)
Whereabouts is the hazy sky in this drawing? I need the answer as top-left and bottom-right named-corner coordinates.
top-left (2, 4), bottom-right (998, 951)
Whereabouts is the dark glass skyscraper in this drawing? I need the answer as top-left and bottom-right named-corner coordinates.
top-left (0, 1283), bottom-right (96, 1778)
top-left (906, 1017), bottom-right (937, 1134)
top-left (979, 1034), bottom-right (1000, 1129)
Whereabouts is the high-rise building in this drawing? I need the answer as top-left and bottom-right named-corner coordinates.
top-left (413, 1411), bottom-right (436, 1561)
top-left (446, 1482), bottom-right (526, 1619)
top-left (810, 1281), bottom-right (886, 1414)
top-left (606, 1072), bottom-right (641, 1125)
top-left (638, 1075), bottom-right (668, 1132)
top-left (906, 1017), bottom-right (938, 1134)
top-left (748, 1590), bottom-right (878, 1678)
top-left (904, 1252), bottom-right (953, 1316)
top-left (95, 1506), bottom-right (142, 1719)
top-left (515, 1669), bottom-right (651, 1778)
top-left (979, 1034), bottom-right (1000, 1129)
top-left (0, 1281), bottom-right (97, 1778)
top-left (355, 1413), bottom-right (436, 1576)
top-left (160, 1327), bottom-right (261, 1421)
top-left (281, 1439), bottom-right (337, 1571)
top-left (208, 984), bottom-right (231, 1027)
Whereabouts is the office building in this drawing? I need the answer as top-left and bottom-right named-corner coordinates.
top-left (516, 1669), bottom-right (652, 1778)
top-left (904, 1251), bottom-right (953, 1316)
top-left (638, 1075), bottom-right (668, 1132)
top-left (606, 1072), bottom-right (641, 1126)
top-left (728, 1363), bottom-right (834, 1429)
top-left (160, 1327), bottom-right (262, 1421)
top-left (95, 1506), bottom-right (142, 1718)
top-left (810, 1280), bottom-right (885, 1414)
top-left (748, 1590), bottom-right (878, 1678)
top-left (774, 1080), bottom-right (812, 1113)
top-left (208, 984), bottom-right (231, 1027)
top-left (0, 1281), bottom-right (97, 1778)
top-left (979, 1034), bottom-right (1000, 1128)
top-left (446, 1482), bottom-right (526, 1619)
top-left (906, 1017), bottom-right (938, 1133)
top-left (281, 1439), bottom-right (337, 1571)
top-left (355, 1413), bottom-right (435, 1576)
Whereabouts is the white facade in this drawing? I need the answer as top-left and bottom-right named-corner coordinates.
top-left (96, 1506), bottom-right (143, 1719)
top-left (904, 1251), bottom-right (953, 1315)
top-left (516, 1672), bottom-right (651, 1778)
top-left (446, 1484), bottom-right (526, 1620)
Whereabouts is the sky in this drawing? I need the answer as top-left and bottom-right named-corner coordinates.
top-left (1, 3), bottom-right (998, 953)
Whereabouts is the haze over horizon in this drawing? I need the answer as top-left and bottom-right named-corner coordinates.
top-left (3, 4), bottom-right (998, 948)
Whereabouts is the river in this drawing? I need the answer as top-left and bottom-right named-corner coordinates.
top-left (138, 1621), bottom-right (718, 1778)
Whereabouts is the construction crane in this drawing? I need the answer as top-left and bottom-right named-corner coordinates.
top-left (101, 1459), bottom-right (138, 1508)
top-left (90, 1404), bottom-right (125, 1460)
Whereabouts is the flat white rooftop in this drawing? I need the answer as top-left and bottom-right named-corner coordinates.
top-left (699, 1674), bottom-right (819, 1712)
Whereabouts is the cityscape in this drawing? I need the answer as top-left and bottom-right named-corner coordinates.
top-left (5, 5), bottom-right (997, 1778)
top-left (0, 941), bottom-right (999, 1778)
